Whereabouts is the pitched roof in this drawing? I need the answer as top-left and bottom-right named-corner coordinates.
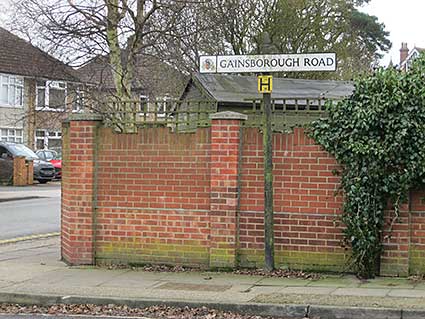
top-left (0, 27), bottom-right (80, 82)
top-left (400, 46), bottom-right (425, 70)
top-left (191, 73), bottom-right (353, 103)
top-left (77, 55), bottom-right (115, 89)
top-left (77, 54), bottom-right (187, 98)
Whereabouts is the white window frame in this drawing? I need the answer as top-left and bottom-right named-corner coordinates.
top-left (71, 87), bottom-right (85, 113)
top-left (36, 80), bottom-right (67, 112)
top-left (35, 129), bottom-right (61, 150)
top-left (0, 74), bottom-right (24, 108)
top-left (154, 96), bottom-right (171, 118)
top-left (0, 127), bottom-right (23, 143)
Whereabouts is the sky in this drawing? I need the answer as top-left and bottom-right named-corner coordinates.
top-left (0, 0), bottom-right (423, 67)
top-left (360, 0), bottom-right (425, 66)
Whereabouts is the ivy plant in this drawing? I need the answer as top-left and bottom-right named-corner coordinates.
top-left (310, 54), bottom-right (425, 278)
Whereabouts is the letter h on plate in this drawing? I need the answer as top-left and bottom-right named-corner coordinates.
top-left (258, 75), bottom-right (273, 93)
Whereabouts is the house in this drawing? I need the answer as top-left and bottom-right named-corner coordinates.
top-left (78, 54), bottom-right (187, 107)
top-left (399, 42), bottom-right (425, 71)
top-left (179, 73), bottom-right (354, 131)
top-left (0, 26), bottom-right (81, 151)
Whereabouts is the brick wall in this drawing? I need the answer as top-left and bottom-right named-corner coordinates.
top-left (409, 189), bottom-right (425, 274)
top-left (94, 126), bottom-right (211, 266)
top-left (238, 128), bottom-right (347, 271)
top-left (62, 112), bottom-right (425, 276)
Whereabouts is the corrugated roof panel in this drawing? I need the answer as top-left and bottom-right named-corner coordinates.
top-left (195, 73), bottom-right (353, 103)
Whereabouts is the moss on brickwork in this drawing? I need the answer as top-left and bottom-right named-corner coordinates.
top-left (95, 240), bottom-right (209, 267)
top-left (239, 249), bottom-right (349, 272)
top-left (409, 246), bottom-right (425, 275)
top-left (210, 247), bottom-right (236, 269)
top-left (380, 262), bottom-right (408, 277)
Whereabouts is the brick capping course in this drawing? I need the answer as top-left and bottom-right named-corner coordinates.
top-left (65, 113), bottom-right (104, 122)
top-left (209, 111), bottom-right (248, 121)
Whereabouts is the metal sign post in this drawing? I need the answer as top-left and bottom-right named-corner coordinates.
top-left (200, 48), bottom-right (336, 272)
top-left (258, 74), bottom-right (274, 271)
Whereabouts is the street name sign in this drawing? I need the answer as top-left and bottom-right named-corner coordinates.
top-left (199, 53), bottom-right (336, 74)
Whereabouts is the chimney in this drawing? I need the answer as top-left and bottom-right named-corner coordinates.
top-left (400, 42), bottom-right (409, 65)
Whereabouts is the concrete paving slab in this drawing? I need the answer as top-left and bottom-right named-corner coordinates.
top-left (0, 280), bottom-right (15, 289)
top-left (0, 237), bottom-right (58, 253)
top-left (138, 287), bottom-right (255, 303)
top-left (0, 283), bottom-right (155, 300)
top-left (202, 272), bottom-right (264, 284)
top-left (307, 275), bottom-right (361, 288)
top-left (256, 277), bottom-right (311, 287)
top-left (226, 284), bottom-right (256, 294)
top-left (359, 277), bottom-right (416, 289)
top-left (0, 253), bottom-right (25, 262)
top-left (0, 263), bottom-right (62, 283)
top-left (413, 282), bottom-right (425, 290)
top-left (332, 287), bottom-right (390, 297)
top-left (247, 285), bottom-right (288, 295)
top-left (10, 251), bottom-right (59, 261)
top-left (161, 272), bottom-right (263, 285)
top-left (387, 289), bottom-right (425, 298)
top-left (33, 268), bottom-right (131, 287)
top-left (99, 271), bottom-right (168, 289)
top-left (280, 286), bottom-right (337, 295)
top-left (25, 268), bottom-right (115, 286)
top-left (156, 282), bottom-right (232, 292)
top-left (252, 292), bottom-right (425, 310)
top-left (210, 274), bottom-right (264, 285)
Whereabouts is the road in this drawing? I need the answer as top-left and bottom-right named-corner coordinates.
top-left (0, 184), bottom-right (60, 240)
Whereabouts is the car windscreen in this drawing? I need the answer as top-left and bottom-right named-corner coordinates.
top-left (8, 144), bottom-right (39, 160)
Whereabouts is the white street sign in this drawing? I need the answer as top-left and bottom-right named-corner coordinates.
top-left (199, 53), bottom-right (336, 74)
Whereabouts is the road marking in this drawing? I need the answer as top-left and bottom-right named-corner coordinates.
top-left (0, 232), bottom-right (60, 245)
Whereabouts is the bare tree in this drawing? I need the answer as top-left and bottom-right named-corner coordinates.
top-left (151, 0), bottom-right (277, 73)
top-left (10, 0), bottom-right (190, 101)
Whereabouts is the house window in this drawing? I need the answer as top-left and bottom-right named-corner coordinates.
top-left (154, 96), bottom-right (170, 118)
top-left (35, 129), bottom-right (61, 151)
top-left (0, 128), bottom-right (23, 143)
top-left (71, 89), bottom-right (84, 112)
top-left (0, 74), bottom-right (24, 107)
top-left (36, 80), bottom-right (67, 111)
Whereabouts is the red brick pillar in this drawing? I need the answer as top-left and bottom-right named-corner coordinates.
top-left (13, 156), bottom-right (27, 186)
top-left (209, 111), bottom-right (247, 268)
top-left (61, 113), bottom-right (102, 265)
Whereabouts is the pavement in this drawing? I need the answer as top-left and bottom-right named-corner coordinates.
top-left (1, 186), bottom-right (425, 318)
top-left (0, 238), bottom-right (424, 319)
